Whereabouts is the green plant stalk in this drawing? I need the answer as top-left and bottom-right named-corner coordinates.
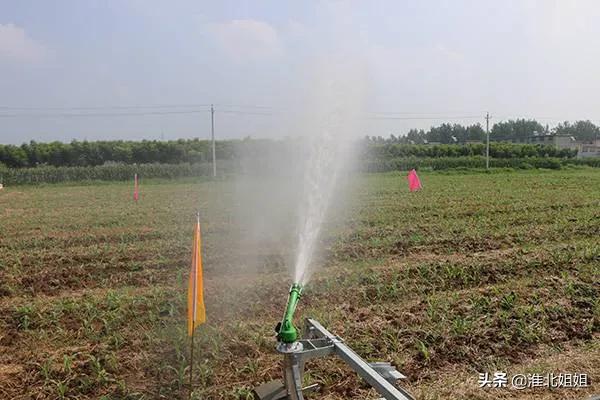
top-left (277, 283), bottom-right (303, 343)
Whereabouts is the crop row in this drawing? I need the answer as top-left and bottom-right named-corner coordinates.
top-left (362, 156), bottom-right (600, 172)
top-left (2, 156), bottom-right (599, 185)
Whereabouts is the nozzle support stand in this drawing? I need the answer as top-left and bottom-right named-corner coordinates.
top-left (254, 318), bottom-right (415, 400)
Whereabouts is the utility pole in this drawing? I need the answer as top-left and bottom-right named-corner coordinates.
top-left (211, 104), bottom-right (216, 178)
top-left (485, 112), bottom-right (491, 170)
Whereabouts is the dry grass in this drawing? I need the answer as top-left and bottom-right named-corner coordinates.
top-left (0, 169), bottom-right (598, 399)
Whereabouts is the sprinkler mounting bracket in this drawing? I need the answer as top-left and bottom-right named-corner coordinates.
top-left (253, 318), bottom-right (415, 400)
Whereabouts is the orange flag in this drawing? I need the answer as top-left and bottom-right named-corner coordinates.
top-left (187, 215), bottom-right (206, 336)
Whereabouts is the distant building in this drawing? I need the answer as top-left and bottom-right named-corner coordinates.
top-left (506, 134), bottom-right (600, 158)
top-left (529, 134), bottom-right (576, 148)
top-left (578, 139), bottom-right (600, 158)
top-left (508, 134), bottom-right (579, 151)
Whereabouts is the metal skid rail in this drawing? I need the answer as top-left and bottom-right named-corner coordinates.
top-left (253, 318), bottom-right (415, 400)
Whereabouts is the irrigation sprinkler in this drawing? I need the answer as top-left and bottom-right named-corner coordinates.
top-left (276, 283), bottom-right (303, 348)
top-left (254, 284), bottom-right (415, 400)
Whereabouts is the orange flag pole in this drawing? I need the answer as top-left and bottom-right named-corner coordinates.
top-left (187, 212), bottom-right (206, 395)
top-left (133, 173), bottom-right (139, 202)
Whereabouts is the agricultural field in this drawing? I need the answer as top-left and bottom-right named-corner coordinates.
top-left (0, 168), bottom-right (598, 399)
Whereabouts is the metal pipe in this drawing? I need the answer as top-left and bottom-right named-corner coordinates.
top-left (307, 319), bottom-right (414, 400)
top-left (283, 352), bottom-right (305, 400)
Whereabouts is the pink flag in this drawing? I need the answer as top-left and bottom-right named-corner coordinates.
top-left (133, 173), bottom-right (139, 201)
top-left (407, 169), bottom-right (422, 192)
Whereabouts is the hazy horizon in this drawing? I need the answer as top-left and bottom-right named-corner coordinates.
top-left (2, 1), bottom-right (600, 145)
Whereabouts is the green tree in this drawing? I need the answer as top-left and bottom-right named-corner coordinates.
top-left (554, 120), bottom-right (599, 142)
top-left (491, 119), bottom-right (544, 142)
top-left (466, 124), bottom-right (485, 141)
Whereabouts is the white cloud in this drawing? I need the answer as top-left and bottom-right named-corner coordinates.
top-left (205, 19), bottom-right (282, 62)
top-left (0, 23), bottom-right (46, 63)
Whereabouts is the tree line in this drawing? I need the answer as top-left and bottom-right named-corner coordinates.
top-left (370, 119), bottom-right (600, 145)
top-left (1, 118), bottom-right (598, 168)
top-left (0, 137), bottom-right (308, 168)
top-left (0, 138), bottom-right (237, 168)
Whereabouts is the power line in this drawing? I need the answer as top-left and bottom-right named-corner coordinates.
top-left (0, 109), bottom-right (211, 118)
top-left (367, 115), bottom-right (483, 120)
top-left (219, 109), bottom-right (276, 116)
top-left (0, 103), bottom-right (286, 112)
top-left (0, 101), bottom-right (597, 121)
top-left (368, 110), bottom-right (485, 115)
top-left (0, 104), bottom-right (212, 111)
top-left (214, 103), bottom-right (284, 110)
top-left (1, 103), bottom-right (598, 125)
top-left (0, 104), bottom-right (279, 118)
top-left (490, 115), bottom-right (600, 122)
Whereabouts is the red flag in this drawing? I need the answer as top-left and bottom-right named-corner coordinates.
top-left (133, 173), bottom-right (139, 201)
top-left (408, 169), bottom-right (422, 192)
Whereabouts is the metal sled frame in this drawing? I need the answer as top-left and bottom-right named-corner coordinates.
top-left (253, 318), bottom-right (415, 400)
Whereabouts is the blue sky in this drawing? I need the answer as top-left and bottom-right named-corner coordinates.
top-left (1, 1), bottom-right (600, 144)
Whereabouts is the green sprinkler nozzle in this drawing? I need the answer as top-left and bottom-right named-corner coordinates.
top-left (276, 283), bottom-right (303, 344)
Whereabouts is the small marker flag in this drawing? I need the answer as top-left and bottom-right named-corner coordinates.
top-left (133, 174), bottom-right (139, 202)
top-left (408, 169), bottom-right (422, 192)
top-left (187, 215), bottom-right (206, 336)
